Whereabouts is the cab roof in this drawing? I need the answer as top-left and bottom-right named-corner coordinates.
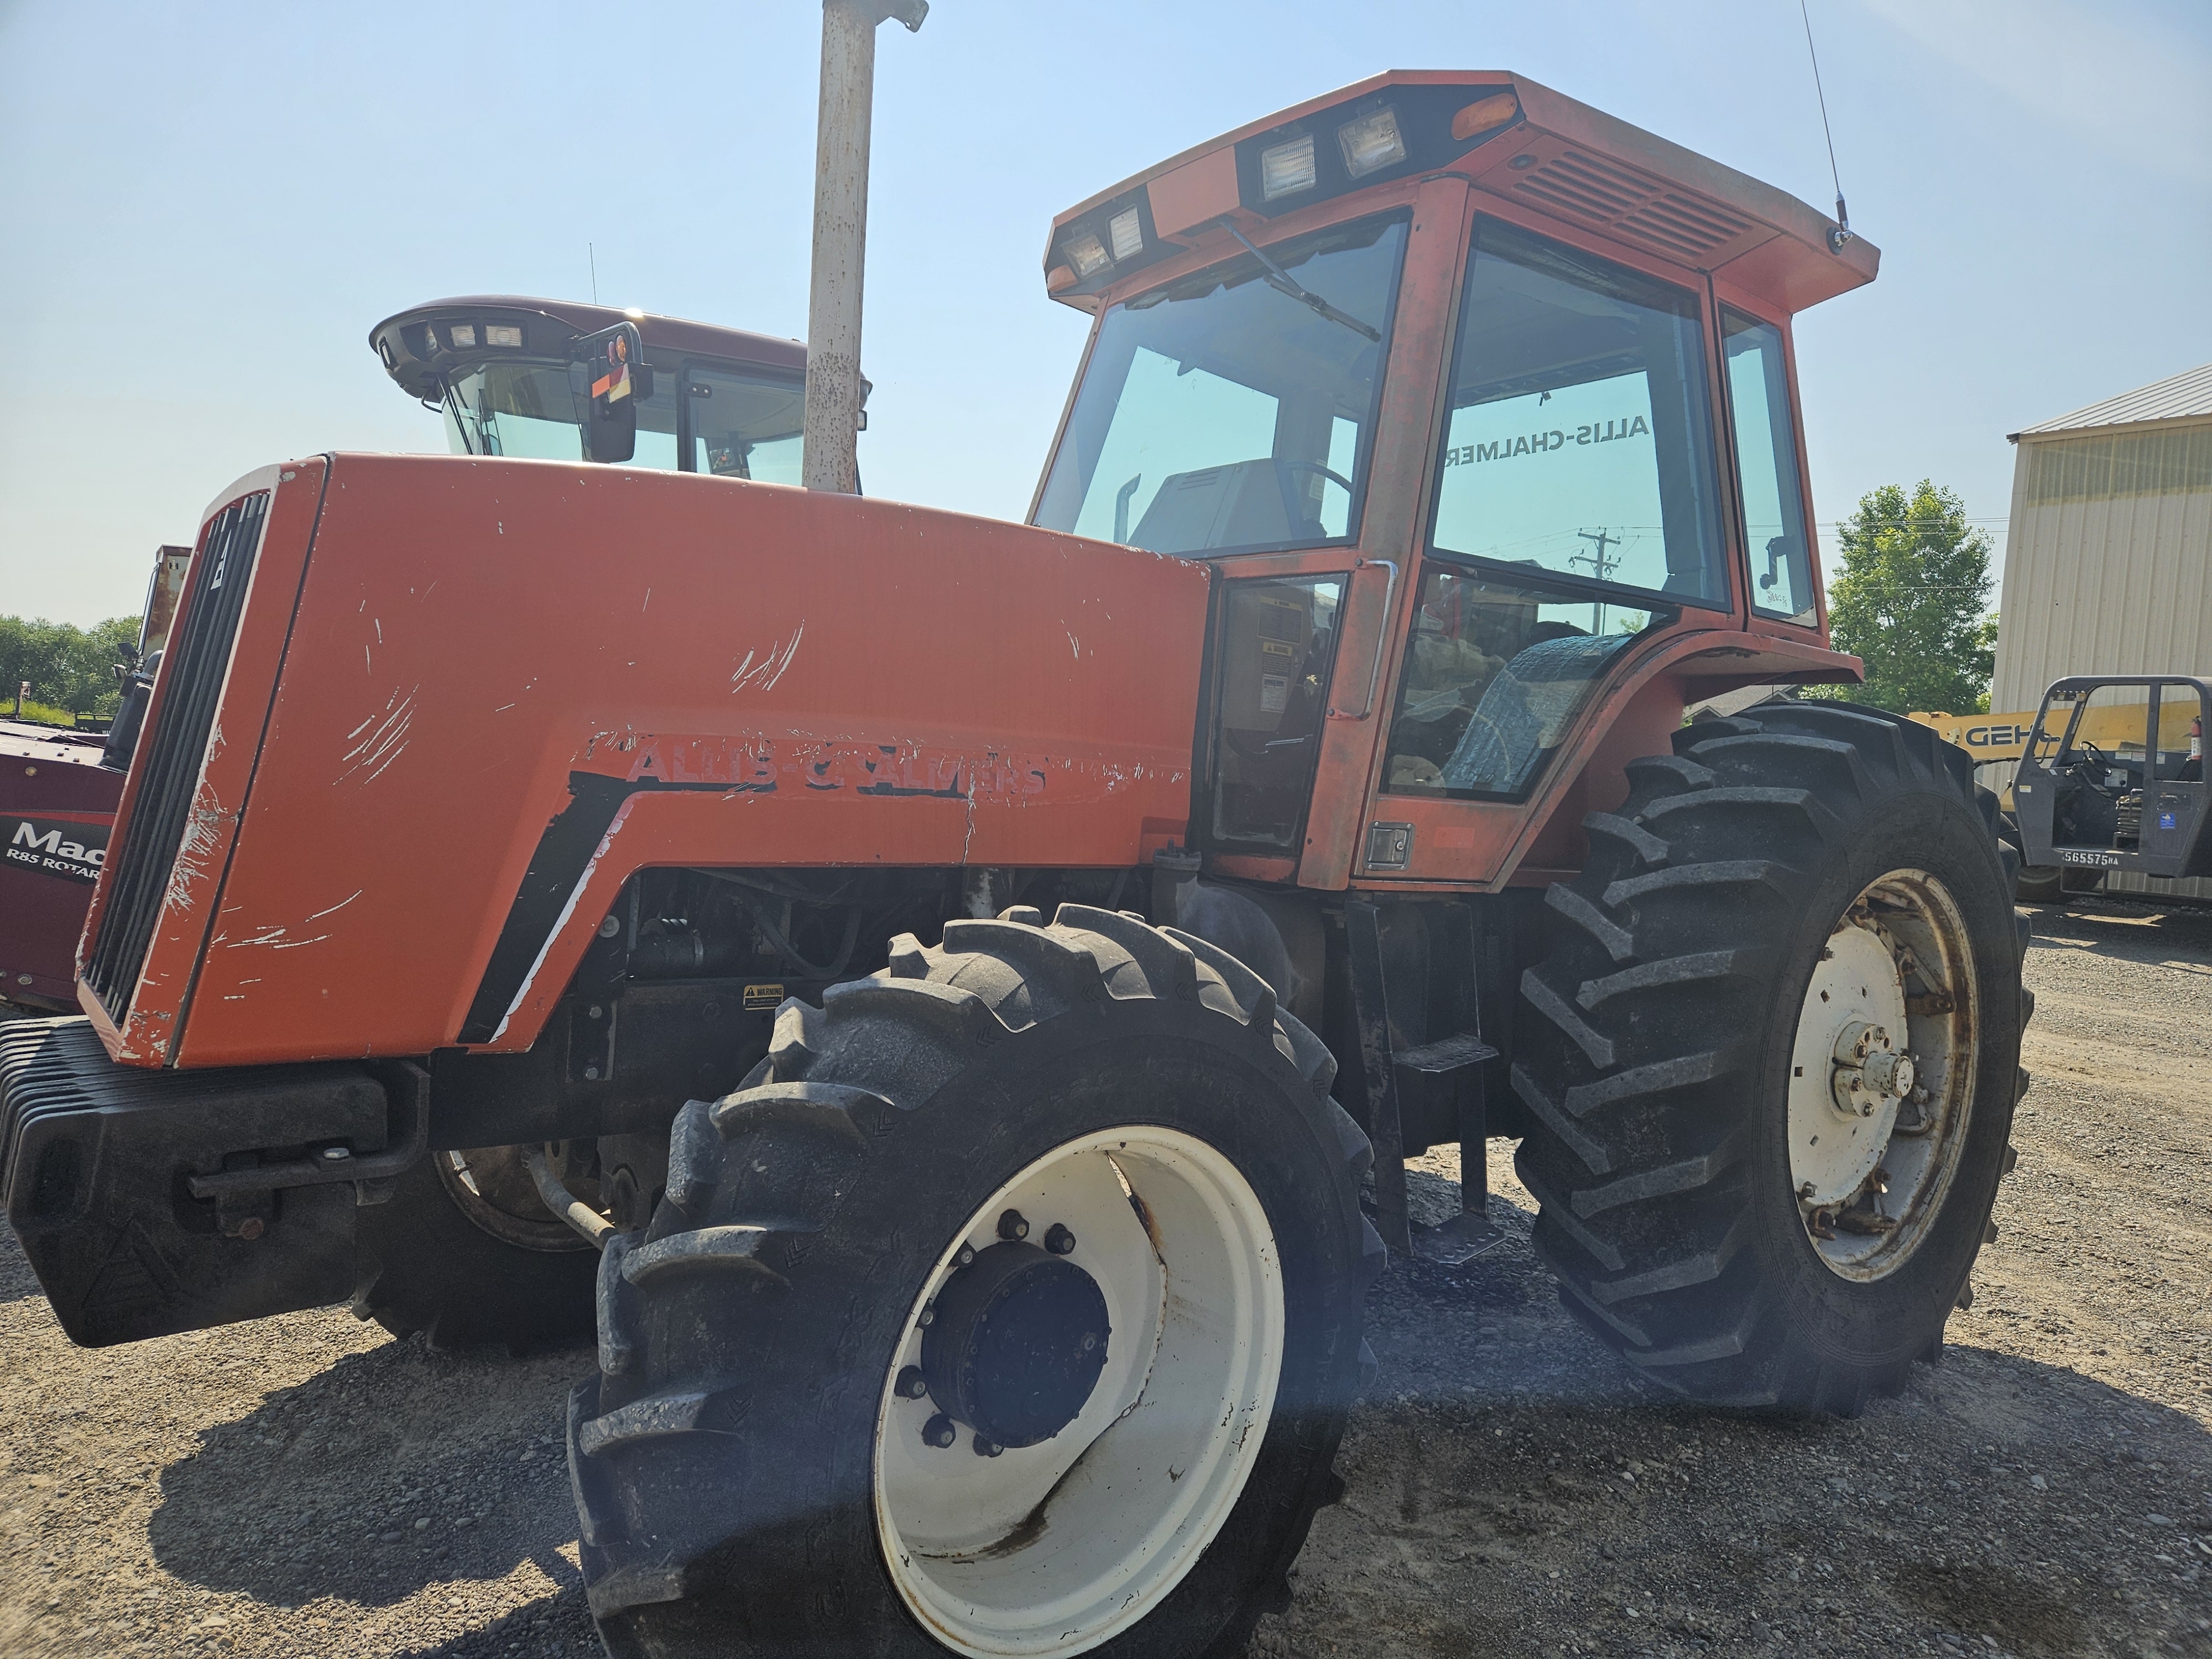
top-left (1045, 71), bottom-right (1877, 316)
top-left (370, 297), bottom-right (809, 403)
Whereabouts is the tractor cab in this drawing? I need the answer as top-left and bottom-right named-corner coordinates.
top-left (2015, 675), bottom-right (2212, 879)
top-left (1031, 71), bottom-right (1877, 894)
top-left (371, 298), bottom-right (827, 482)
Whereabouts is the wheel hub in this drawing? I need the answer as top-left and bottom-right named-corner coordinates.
top-left (1784, 873), bottom-right (1980, 1281)
top-left (1828, 1019), bottom-right (1916, 1118)
top-left (921, 1240), bottom-right (1112, 1449)
top-left (1788, 921), bottom-right (1911, 1208)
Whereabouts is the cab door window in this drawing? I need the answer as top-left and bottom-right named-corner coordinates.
top-left (1206, 576), bottom-right (1346, 847)
top-left (1430, 220), bottom-right (1728, 606)
top-left (1721, 310), bottom-right (1815, 623)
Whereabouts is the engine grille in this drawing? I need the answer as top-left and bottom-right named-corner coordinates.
top-left (84, 493), bottom-right (269, 1027)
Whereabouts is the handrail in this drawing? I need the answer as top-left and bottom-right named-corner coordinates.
top-left (1327, 557), bottom-right (1399, 721)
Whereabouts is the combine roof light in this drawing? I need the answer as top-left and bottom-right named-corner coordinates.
top-left (447, 324), bottom-right (478, 348)
top-left (1451, 92), bottom-right (1519, 140)
top-left (1063, 231), bottom-right (1111, 281)
top-left (1337, 107), bottom-right (1406, 179)
top-left (1108, 207), bottom-right (1143, 263)
top-left (486, 324), bottom-right (523, 348)
top-left (1259, 132), bottom-right (1317, 200)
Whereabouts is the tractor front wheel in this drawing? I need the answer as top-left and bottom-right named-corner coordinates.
top-left (1514, 702), bottom-right (2032, 1413)
top-left (569, 904), bottom-right (1380, 1659)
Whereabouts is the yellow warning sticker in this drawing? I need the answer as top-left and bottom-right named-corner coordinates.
top-left (743, 983), bottom-right (785, 1012)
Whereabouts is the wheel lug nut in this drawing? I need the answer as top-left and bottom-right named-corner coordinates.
top-left (1044, 1223), bottom-right (1077, 1255)
top-left (972, 1434), bottom-right (1003, 1458)
top-left (921, 1414), bottom-right (957, 1449)
top-left (998, 1209), bottom-right (1029, 1241)
top-left (895, 1365), bottom-right (927, 1400)
top-left (954, 1243), bottom-right (977, 1268)
top-left (916, 1304), bottom-right (935, 1328)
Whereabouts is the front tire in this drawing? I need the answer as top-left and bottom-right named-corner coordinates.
top-left (1514, 703), bottom-right (2031, 1413)
top-left (570, 904), bottom-right (1381, 1659)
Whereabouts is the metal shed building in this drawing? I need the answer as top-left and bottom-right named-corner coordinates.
top-left (1991, 361), bottom-right (2212, 712)
top-left (1992, 362), bottom-right (2212, 898)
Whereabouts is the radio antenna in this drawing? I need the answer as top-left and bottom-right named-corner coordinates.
top-left (589, 243), bottom-right (599, 305)
top-left (1798, 0), bottom-right (1853, 252)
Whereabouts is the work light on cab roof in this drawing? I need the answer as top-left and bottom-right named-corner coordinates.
top-left (1045, 71), bottom-right (1871, 311)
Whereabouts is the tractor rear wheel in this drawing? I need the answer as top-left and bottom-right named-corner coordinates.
top-left (1514, 702), bottom-right (2031, 1413)
top-left (569, 904), bottom-right (1380, 1659)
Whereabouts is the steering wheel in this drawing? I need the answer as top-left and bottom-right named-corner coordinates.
top-left (1281, 460), bottom-right (1355, 497)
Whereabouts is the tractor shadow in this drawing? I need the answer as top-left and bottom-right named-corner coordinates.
top-left (0, 1223), bottom-right (46, 1306)
top-left (386, 1585), bottom-right (601, 1657)
top-left (145, 1334), bottom-right (588, 1612)
top-left (1307, 1157), bottom-right (2212, 1659)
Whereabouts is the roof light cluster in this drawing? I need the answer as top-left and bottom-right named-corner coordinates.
top-left (426, 321), bottom-right (527, 354)
top-left (1261, 106), bottom-right (1410, 202)
top-left (1057, 196), bottom-right (1154, 287)
top-left (1048, 86), bottom-right (1522, 298)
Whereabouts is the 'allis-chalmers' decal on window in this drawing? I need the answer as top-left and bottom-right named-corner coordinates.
top-left (4, 816), bottom-right (110, 884)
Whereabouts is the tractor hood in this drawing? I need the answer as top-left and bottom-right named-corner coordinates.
top-left (79, 456), bottom-right (1208, 1067)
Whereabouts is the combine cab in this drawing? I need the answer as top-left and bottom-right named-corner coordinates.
top-left (0, 71), bottom-right (2030, 1659)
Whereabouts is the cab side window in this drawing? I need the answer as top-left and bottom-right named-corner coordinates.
top-left (1721, 310), bottom-right (1815, 623)
top-left (684, 366), bottom-right (806, 484)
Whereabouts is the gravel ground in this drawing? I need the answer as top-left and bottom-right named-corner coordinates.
top-left (2, 898), bottom-right (2208, 1658)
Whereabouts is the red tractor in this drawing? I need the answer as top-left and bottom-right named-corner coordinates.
top-left (1, 71), bottom-right (2027, 1659)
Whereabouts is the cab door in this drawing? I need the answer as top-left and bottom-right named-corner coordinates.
top-left (1338, 210), bottom-right (1745, 888)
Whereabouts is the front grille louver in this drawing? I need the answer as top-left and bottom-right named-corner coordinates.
top-left (84, 494), bottom-right (269, 1028)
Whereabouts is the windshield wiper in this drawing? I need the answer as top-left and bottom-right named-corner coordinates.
top-left (1217, 217), bottom-right (1382, 343)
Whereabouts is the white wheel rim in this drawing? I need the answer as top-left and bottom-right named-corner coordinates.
top-left (873, 1127), bottom-right (1284, 1658)
top-left (1785, 869), bottom-right (1979, 1280)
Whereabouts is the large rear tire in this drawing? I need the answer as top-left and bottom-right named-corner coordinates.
top-left (1514, 702), bottom-right (2031, 1413)
top-left (568, 904), bottom-right (1380, 1659)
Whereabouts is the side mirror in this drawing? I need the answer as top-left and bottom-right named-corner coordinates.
top-left (573, 321), bottom-right (644, 464)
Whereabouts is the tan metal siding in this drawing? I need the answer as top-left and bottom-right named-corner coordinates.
top-left (1990, 419), bottom-right (2212, 714)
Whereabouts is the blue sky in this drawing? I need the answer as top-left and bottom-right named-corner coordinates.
top-left (2, 0), bottom-right (2206, 627)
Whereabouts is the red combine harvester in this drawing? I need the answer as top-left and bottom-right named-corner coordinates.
top-left (1, 547), bottom-right (187, 1011)
top-left (1, 71), bottom-right (2028, 1659)
top-left (0, 303), bottom-right (813, 1015)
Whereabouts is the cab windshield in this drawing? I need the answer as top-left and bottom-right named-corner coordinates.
top-left (441, 358), bottom-right (804, 482)
top-left (1032, 214), bottom-right (1407, 556)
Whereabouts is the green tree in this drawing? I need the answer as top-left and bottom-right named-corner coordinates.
top-left (0, 614), bottom-right (139, 719)
top-left (1818, 480), bottom-right (1996, 715)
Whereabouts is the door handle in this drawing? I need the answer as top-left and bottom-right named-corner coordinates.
top-left (1327, 557), bottom-right (1398, 722)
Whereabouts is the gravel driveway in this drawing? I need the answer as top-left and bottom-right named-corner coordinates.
top-left (2, 898), bottom-right (2207, 1658)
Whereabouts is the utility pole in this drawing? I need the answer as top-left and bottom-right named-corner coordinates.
top-left (802, 0), bottom-right (927, 494)
top-left (1572, 528), bottom-right (1620, 634)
